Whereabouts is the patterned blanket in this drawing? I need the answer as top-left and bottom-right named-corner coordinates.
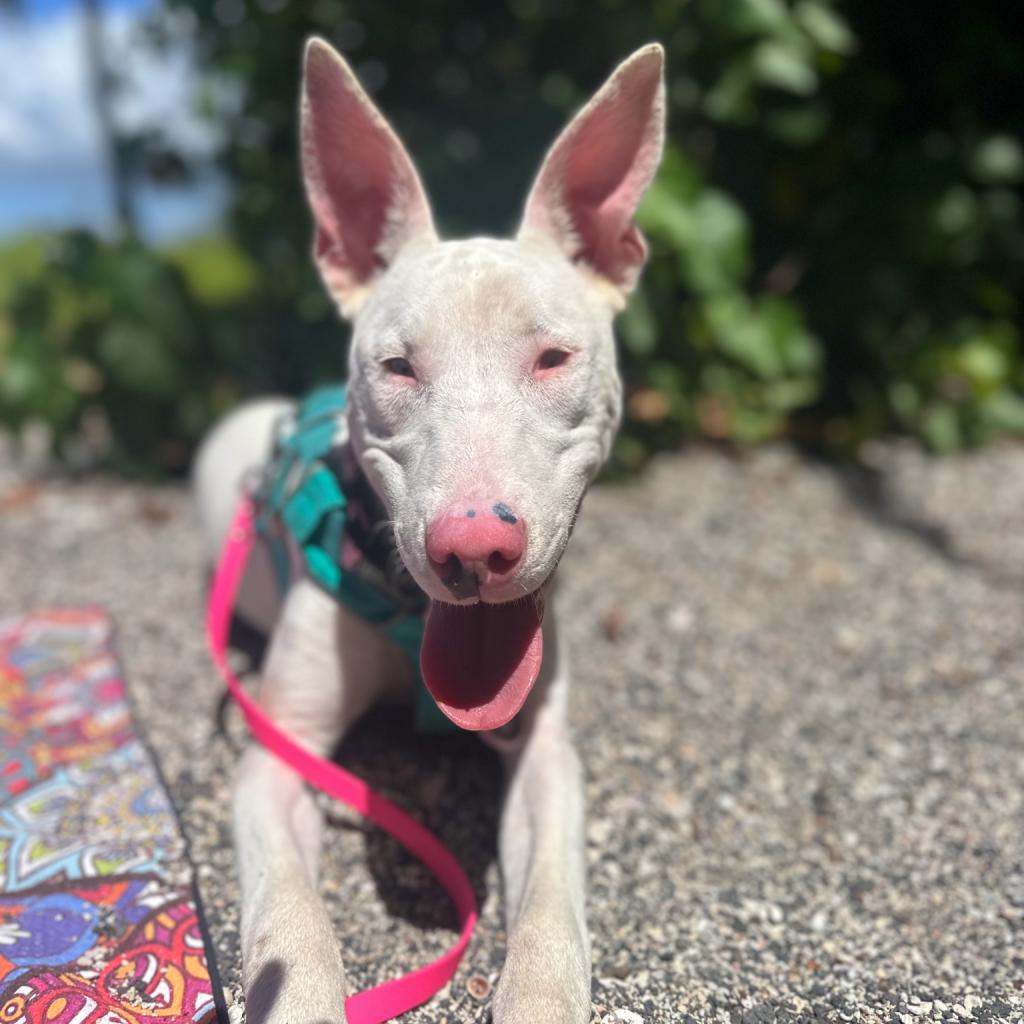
top-left (0, 609), bottom-right (223, 1024)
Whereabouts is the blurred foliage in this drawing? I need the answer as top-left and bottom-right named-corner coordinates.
top-left (0, 233), bottom-right (242, 471)
top-left (1, 0), bottom-right (1022, 472)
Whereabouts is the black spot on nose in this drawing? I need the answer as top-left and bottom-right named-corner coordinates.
top-left (466, 509), bottom-right (476, 518)
top-left (493, 502), bottom-right (517, 524)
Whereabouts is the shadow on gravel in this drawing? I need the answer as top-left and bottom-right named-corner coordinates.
top-left (802, 451), bottom-right (1022, 591)
top-left (214, 614), bottom-right (501, 932)
top-left (832, 460), bottom-right (964, 561)
top-left (332, 706), bottom-right (501, 931)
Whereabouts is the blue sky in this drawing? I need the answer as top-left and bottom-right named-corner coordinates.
top-left (0, 0), bottom-right (225, 242)
top-left (19, 0), bottom-right (152, 16)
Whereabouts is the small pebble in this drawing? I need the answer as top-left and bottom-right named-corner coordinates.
top-left (614, 1011), bottom-right (644, 1024)
top-left (466, 975), bottom-right (491, 1000)
top-left (602, 607), bottom-right (624, 641)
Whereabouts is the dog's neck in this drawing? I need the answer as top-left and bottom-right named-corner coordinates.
top-left (332, 440), bottom-right (427, 613)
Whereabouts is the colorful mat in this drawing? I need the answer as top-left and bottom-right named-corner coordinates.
top-left (0, 609), bottom-right (224, 1024)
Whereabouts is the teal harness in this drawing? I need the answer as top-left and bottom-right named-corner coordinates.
top-left (251, 385), bottom-right (452, 733)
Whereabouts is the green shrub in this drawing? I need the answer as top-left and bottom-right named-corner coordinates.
top-left (1, 0), bottom-right (1022, 473)
top-left (0, 234), bottom-right (245, 472)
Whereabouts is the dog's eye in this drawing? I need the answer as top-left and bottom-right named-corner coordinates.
top-left (535, 349), bottom-right (571, 373)
top-left (382, 357), bottom-right (416, 379)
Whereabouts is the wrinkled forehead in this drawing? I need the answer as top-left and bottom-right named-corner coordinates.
top-left (357, 238), bottom-right (600, 348)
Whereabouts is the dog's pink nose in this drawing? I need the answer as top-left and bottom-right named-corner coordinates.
top-left (426, 503), bottom-right (526, 594)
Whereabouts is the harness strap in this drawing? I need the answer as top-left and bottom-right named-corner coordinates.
top-left (206, 497), bottom-right (477, 1024)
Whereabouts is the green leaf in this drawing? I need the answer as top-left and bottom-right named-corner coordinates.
top-left (763, 103), bottom-right (830, 144)
top-left (717, 0), bottom-right (792, 36)
top-left (934, 186), bottom-right (979, 236)
top-left (98, 323), bottom-right (181, 399)
top-left (921, 404), bottom-right (962, 452)
top-left (697, 192), bottom-right (751, 264)
top-left (982, 390), bottom-right (1024, 433)
top-left (620, 286), bottom-right (658, 357)
top-left (730, 405), bottom-right (786, 442)
top-left (763, 376), bottom-right (819, 411)
top-left (971, 135), bottom-right (1024, 185)
top-left (889, 380), bottom-right (920, 420)
top-left (705, 294), bottom-right (783, 378)
top-left (956, 340), bottom-right (1008, 387)
top-left (704, 61), bottom-right (757, 123)
top-left (638, 181), bottom-right (696, 252)
top-left (0, 351), bottom-right (39, 405)
top-left (164, 236), bottom-right (260, 306)
top-left (751, 40), bottom-right (818, 95)
top-left (794, 1), bottom-right (856, 55)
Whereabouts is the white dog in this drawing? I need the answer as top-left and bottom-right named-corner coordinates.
top-left (194, 36), bottom-right (665, 1024)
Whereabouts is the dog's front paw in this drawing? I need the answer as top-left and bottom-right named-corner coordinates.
top-left (492, 927), bottom-right (591, 1024)
top-left (492, 979), bottom-right (591, 1024)
top-left (241, 891), bottom-right (349, 1024)
top-left (243, 949), bottom-right (348, 1024)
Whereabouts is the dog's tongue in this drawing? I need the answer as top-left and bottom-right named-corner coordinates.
top-left (420, 599), bottom-right (543, 731)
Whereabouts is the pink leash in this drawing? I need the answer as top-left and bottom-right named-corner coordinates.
top-left (205, 497), bottom-right (478, 1023)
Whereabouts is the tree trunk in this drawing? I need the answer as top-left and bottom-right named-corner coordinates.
top-left (81, 0), bottom-right (135, 236)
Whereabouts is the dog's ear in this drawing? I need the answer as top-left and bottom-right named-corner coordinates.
top-left (518, 44), bottom-right (665, 309)
top-left (301, 37), bottom-right (436, 317)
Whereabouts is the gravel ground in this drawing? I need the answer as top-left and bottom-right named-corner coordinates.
top-left (1, 441), bottom-right (1022, 1024)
